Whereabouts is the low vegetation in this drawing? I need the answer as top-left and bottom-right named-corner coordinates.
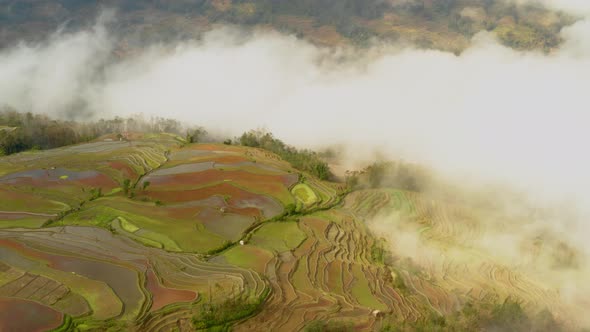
top-left (382, 299), bottom-right (561, 332)
top-left (345, 160), bottom-right (432, 192)
top-left (193, 290), bottom-right (269, 330)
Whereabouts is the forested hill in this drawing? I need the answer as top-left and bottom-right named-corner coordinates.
top-left (0, 0), bottom-right (575, 52)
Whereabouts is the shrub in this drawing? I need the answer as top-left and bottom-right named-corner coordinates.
top-left (122, 179), bottom-right (131, 194)
top-left (192, 291), bottom-right (268, 329)
top-left (89, 187), bottom-right (102, 201)
top-left (238, 129), bottom-right (332, 180)
top-left (285, 203), bottom-right (297, 216)
top-left (345, 161), bottom-right (430, 192)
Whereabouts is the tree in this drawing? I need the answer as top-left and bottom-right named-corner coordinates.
top-left (89, 187), bottom-right (102, 200)
top-left (0, 109), bottom-right (197, 156)
top-left (142, 181), bottom-right (151, 191)
top-left (186, 127), bottom-right (207, 143)
top-left (238, 129), bottom-right (332, 180)
top-left (122, 179), bottom-right (131, 195)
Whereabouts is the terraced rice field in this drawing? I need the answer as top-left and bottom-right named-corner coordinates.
top-left (233, 210), bottom-right (424, 331)
top-left (0, 138), bottom-right (308, 250)
top-left (0, 297), bottom-right (63, 331)
top-left (0, 137), bottom-right (569, 330)
top-left (0, 138), bottom-right (354, 330)
top-left (343, 189), bottom-right (571, 324)
top-left (0, 135), bottom-right (177, 231)
top-left (0, 226), bottom-right (267, 329)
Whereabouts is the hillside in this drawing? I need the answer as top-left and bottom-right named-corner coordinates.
top-left (0, 0), bottom-right (575, 53)
top-left (0, 133), bottom-right (577, 331)
top-left (0, 0), bottom-right (588, 330)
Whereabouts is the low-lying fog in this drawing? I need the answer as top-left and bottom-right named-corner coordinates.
top-left (1, 0), bottom-right (590, 326)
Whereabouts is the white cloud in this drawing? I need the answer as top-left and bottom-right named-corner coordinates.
top-left (1, 18), bottom-right (589, 208)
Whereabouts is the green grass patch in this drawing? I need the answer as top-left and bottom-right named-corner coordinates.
top-left (291, 255), bottom-right (315, 294)
top-left (111, 218), bottom-right (163, 249)
top-left (0, 189), bottom-right (67, 213)
top-left (118, 217), bottom-right (139, 233)
top-left (133, 235), bottom-right (163, 249)
top-left (221, 245), bottom-right (273, 274)
top-left (135, 229), bottom-right (180, 251)
top-left (291, 183), bottom-right (318, 206)
top-left (106, 188), bottom-right (122, 195)
top-left (0, 217), bottom-right (48, 229)
top-left (17, 259), bottom-right (122, 320)
top-left (60, 198), bottom-right (226, 253)
top-left (48, 314), bottom-right (73, 332)
top-left (350, 265), bottom-right (387, 310)
top-left (250, 222), bottom-right (306, 253)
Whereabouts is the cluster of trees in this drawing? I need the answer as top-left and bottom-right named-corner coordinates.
top-left (3, 0), bottom-right (569, 55)
top-left (142, 0), bottom-right (570, 52)
top-left (185, 127), bottom-right (207, 144)
top-left (202, 0), bottom-right (388, 24)
top-left (345, 161), bottom-right (431, 192)
top-left (396, 0), bottom-right (458, 17)
top-left (192, 290), bottom-right (268, 330)
top-left (260, 0), bottom-right (387, 24)
top-left (238, 129), bottom-right (332, 180)
top-left (495, 23), bottom-right (561, 51)
top-left (0, 110), bottom-right (91, 155)
top-left (0, 109), bottom-right (192, 156)
top-left (122, 0), bottom-right (568, 52)
top-left (0, 111), bottom-right (335, 183)
top-left (0, 110), bottom-right (335, 183)
top-left (381, 298), bottom-right (562, 332)
top-left (303, 298), bottom-right (562, 331)
top-left (392, 0), bottom-right (565, 51)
